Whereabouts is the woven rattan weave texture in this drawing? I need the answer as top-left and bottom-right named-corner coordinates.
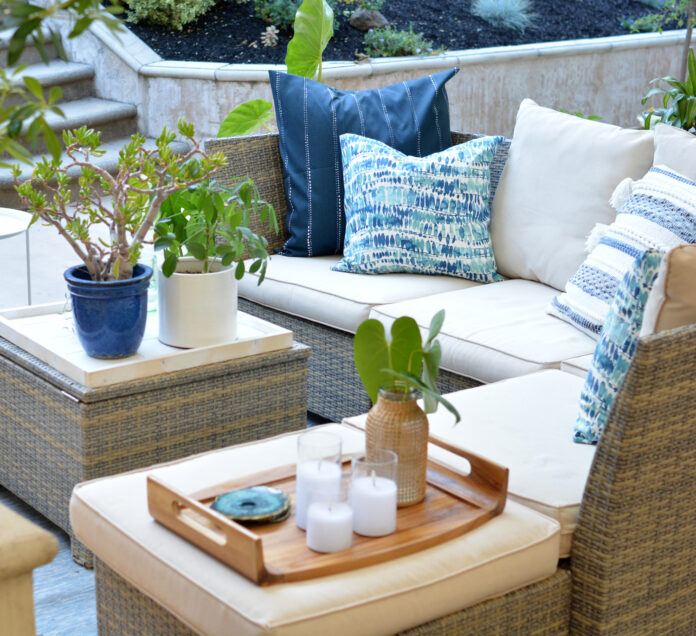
top-left (94, 558), bottom-right (572, 635)
top-left (207, 132), bottom-right (499, 422)
top-left (0, 337), bottom-right (309, 567)
top-left (366, 389), bottom-right (429, 506)
top-left (570, 324), bottom-right (696, 633)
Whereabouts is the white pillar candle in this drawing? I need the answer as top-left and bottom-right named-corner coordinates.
top-left (295, 460), bottom-right (342, 530)
top-left (350, 472), bottom-right (398, 537)
top-left (306, 500), bottom-right (353, 553)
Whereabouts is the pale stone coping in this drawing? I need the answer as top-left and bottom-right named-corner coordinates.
top-left (83, 19), bottom-right (687, 83)
top-left (87, 21), bottom-right (160, 71)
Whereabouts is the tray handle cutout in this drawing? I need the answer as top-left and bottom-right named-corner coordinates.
top-left (428, 434), bottom-right (509, 514)
top-left (147, 475), bottom-right (267, 583)
top-left (172, 499), bottom-right (227, 546)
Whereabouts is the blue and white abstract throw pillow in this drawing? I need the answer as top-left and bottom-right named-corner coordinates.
top-left (575, 249), bottom-right (665, 444)
top-left (549, 165), bottom-right (696, 338)
top-left (332, 133), bottom-right (505, 282)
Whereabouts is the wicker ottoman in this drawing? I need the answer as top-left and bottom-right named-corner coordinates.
top-left (0, 336), bottom-right (309, 567)
top-left (71, 425), bottom-right (565, 636)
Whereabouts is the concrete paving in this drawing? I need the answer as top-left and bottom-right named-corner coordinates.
top-left (0, 207), bottom-right (155, 311)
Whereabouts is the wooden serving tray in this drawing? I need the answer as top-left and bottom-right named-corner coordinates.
top-left (147, 442), bottom-right (508, 586)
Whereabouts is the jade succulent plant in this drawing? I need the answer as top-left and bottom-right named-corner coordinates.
top-left (14, 119), bottom-right (225, 282)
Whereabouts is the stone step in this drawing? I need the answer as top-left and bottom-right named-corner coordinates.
top-left (5, 97), bottom-right (138, 158)
top-left (5, 60), bottom-right (95, 107)
top-left (0, 137), bottom-right (191, 207)
top-left (0, 28), bottom-right (58, 66)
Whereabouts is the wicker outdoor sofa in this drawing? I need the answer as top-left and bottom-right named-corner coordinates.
top-left (206, 131), bottom-right (511, 421)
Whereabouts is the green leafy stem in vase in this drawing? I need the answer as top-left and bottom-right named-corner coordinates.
top-left (354, 309), bottom-right (461, 423)
top-left (154, 179), bottom-right (278, 283)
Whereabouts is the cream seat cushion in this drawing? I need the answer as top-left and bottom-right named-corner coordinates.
top-left (239, 255), bottom-right (480, 333)
top-left (345, 371), bottom-right (592, 558)
top-left (369, 279), bottom-right (596, 383)
top-left (70, 425), bottom-right (560, 636)
top-left (561, 355), bottom-right (593, 378)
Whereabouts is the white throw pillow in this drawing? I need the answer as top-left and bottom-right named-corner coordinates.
top-left (490, 99), bottom-right (654, 291)
top-left (549, 165), bottom-right (696, 338)
top-left (653, 123), bottom-right (696, 180)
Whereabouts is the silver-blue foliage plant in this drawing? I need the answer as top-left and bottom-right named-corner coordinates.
top-left (472, 0), bottom-right (534, 32)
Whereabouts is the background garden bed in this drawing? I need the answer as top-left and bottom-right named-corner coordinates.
top-left (128, 0), bottom-right (662, 64)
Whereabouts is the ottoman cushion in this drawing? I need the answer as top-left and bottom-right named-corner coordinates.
top-left (345, 370), bottom-right (594, 557)
top-left (239, 255), bottom-right (479, 334)
top-left (71, 425), bottom-right (560, 636)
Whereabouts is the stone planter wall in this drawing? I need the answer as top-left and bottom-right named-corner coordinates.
top-left (57, 19), bottom-right (686, 138)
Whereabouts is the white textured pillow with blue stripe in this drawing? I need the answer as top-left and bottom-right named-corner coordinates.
top-left (548, 165), bottom-right (696, 338)
top-left (333, 133), bottom-right (505, 282)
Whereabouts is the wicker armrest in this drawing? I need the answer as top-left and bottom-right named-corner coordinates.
top-left (205, 134), bottom-right (288, 253)
top-left (571, 322), bottom-right (696, 632)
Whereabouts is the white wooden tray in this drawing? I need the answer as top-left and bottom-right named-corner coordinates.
top-left (0, 302), bottom-right (293, 388)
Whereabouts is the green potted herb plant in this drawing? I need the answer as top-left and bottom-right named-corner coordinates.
top-left (153, 178), bottom-right (277, 348)
top-left (641, 48), bottom-right (696, 131)
top-left (353, 310), bottom-right (460, 506)
top-left (14, 120), bottom-right (225, 359)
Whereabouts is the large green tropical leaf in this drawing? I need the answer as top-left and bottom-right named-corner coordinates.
top-left (217, 100), bottom-right (273, 137)
top-left (354, 319), bottom-right (390, 403)
top-left (425, 309), bottom-right (445, 347)
top-left (389, 316), bottom-right (422, 377)
top-left (285, 0), bottom-right (333, 81)
top-left (688, 48), bottom-right (696, 94)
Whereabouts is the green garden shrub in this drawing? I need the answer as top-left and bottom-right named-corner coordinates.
top-left (254, 0), bottom-right (339, 31)
top-left (254, 0), bottom-right (300, 30)
top-left (621, 0), bottom-right (689, 33)
top-left (358, 0), bottom-right (384, 11)
top-left (125, 0), bottom-right (218, 30)
top-left (364, 25), bottom-right (436, 58)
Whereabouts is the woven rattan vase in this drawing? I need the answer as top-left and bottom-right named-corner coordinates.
top-left (365, 388), bottom-right (428, 507)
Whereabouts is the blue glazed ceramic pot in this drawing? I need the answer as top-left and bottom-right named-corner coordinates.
top-left (64, 264), bottom-right (153, 359)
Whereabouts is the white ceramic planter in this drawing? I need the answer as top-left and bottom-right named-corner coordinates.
top-left (157, 257), bottom-right (237, 348)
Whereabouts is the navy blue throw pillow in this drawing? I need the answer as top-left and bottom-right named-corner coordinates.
top-left (269, 68), bottom-right (459, 256)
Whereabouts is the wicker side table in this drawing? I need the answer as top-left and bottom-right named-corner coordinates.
top-left (0, 336), bottom-right (309, 567)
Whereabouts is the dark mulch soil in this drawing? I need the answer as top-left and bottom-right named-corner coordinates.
top-left (128, 0), bottom-right (664, 64)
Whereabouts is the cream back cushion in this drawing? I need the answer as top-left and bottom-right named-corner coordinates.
top-left (641, 244), bottom-right (696, 336)
top-left (653, 123), bottom-right (696, 179)
top-left (490, 99), bottom-right (654, 291)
